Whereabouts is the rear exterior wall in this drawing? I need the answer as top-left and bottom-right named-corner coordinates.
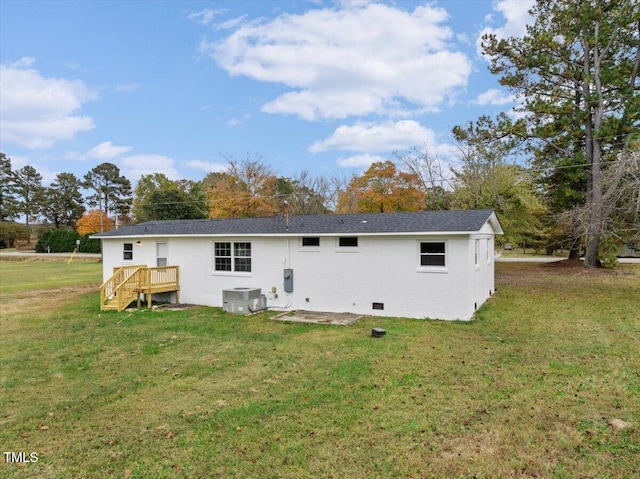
top-left (101, 233), bottom-right (494, 320)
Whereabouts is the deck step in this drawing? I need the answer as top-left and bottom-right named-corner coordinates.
top-left (100, 266), bottom-right (180, 312)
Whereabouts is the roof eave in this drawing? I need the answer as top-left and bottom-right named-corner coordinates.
top-left (95, 230), bottom-right (489, 240)
top-left (487, 212), bottom-right (505, 235)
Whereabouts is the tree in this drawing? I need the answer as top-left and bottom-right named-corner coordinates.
top-left (13, 165), bottom-right (44, 229)
top-left (132, 173), bottom-right (207, 222)
top-left (42, 172), bottom-right (85, 229)
top-left (336, 161), bottom-right (425, 214)
top-left (77, 209), bottom-right (115, 235)
top-left (132, 173), bottom-right (175, 222)
top-left (206, 156), bottom-right (281, 218)
top-left (82, 162), bottom-right (132, 228)
top-left (579, 141), bottom-right (640, 254)
top-left (0, 221), bottom-right (29, 248)
top-left (450, 119), bottom-right (546, 248)
top-left (278, 171), bottom-right (330, 216)
top-left (608, 144), bottom-right (640, 243)
top-left (148, 188), bottom-right (208, 221)
top-left (482, 0), bottom-right (640, 267)
top-left (0, 153), bottom-right (19, 221)
top-left (394, 146), bottom-right (452, 210)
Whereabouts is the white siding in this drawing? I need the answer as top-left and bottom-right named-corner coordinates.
top-left (101, 227), bottom-right (498, 320)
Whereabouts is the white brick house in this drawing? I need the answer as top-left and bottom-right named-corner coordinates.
top-left (94, 209), bottom-right (503, 320)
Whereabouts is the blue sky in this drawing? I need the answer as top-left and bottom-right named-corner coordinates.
top-left (0, 0), bottom-right (534, 186)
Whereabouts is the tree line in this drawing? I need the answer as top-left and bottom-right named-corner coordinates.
top-left (0, 147), bottom-right (545, 241)
top-left (1, 0), bottom-right (638, 266)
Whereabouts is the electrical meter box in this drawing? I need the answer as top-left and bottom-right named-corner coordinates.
top-left (284, 269), bottom-right (293, 292)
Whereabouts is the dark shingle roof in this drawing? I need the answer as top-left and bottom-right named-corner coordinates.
top-left (93, 209), bottom-right (500, 238)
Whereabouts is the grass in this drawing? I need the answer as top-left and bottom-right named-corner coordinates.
top-left (0, 257), bottom-right (102, 294)
top-left (0, 260), bottom-right (639, 478)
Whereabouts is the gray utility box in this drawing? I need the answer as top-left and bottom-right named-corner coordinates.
top-left (284, 268), bottom-right (293, 292)
top-left (222, 288), bottom-right (267, 314)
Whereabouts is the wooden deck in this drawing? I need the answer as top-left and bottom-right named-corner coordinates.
top-left (100, 265), bottom-right (180, 311)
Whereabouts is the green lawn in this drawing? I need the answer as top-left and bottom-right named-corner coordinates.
top-left (0, 257), bottom-right (102, 294)
top-left (0, 260), bottom-right (638, 478)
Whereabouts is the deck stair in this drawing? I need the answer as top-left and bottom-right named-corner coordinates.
top-left (100, 265), bottom-right (180, 311)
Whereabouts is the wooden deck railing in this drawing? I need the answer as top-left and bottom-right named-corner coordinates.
top-left (100, 265), bottom-right (179, 311)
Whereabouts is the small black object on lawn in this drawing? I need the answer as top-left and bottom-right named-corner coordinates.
top-left (371, 327), bottom-right (386, 338)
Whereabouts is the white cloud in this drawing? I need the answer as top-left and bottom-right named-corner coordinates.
top-left (120, 154), bottom-right (179, 181)
top-left (336, 0), bottom-right (373, 8)
top-left (0, 58), bottom-right (97, 148)
top-left (477, 0), bottom-right (535, 55)
top-left (336, 154), bottom-right (387, 168)
top-left (6, 155), bottom-right (59, 185)
top-left (188, 8), bottom-right (226, 26)
top-left (227, 113), bottom-right (251, 127)
top-left (216, 15), bottom-right (250, 31)
top-left (66, 141), bottom-right (132, 161)
top-left (204, 2), bottom-right (471, 121)
top-left (7, 57), bottom-right (36, 68)
top-left (6, 154), bottom-right (30, 170)
top-left (36, 165), bottom-right (60, 186)
top-left (186, 160), bottom-right (227, 173)
top-left (309, 120), bottom-right (436, 154)
top-left (473, 88), bottom-right (514, 106)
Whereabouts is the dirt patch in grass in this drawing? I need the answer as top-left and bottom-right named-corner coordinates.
top-left (542, 258), bottom-right (623, 273)
top-left (271, 310), bottom-right (363, 325)
top-left (150, 303), bottom-right (200, 311)
top-left (0, 284), bottom-right (100, 317)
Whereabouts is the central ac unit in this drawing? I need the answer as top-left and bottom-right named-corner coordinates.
top-left (222, 288), bottom-right (266, 314)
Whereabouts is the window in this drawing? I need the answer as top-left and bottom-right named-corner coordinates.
top-left (234, 242), bottom-right (252, 272)
top-left (338, 237), bottom-right (358, 247)
top-left (486, 238), bottom-right (491, 263)
top-left (475, 239), bottom-right (480, 266)
top-left (157, 242), bottom-right (168, 267)
top-left (302, 237), bottom-right (320, 247)
top-left (214, 242), bottom-right (251, 273)
top-left (123, 243), bottom-right (133, 261)
top-left (214, 242), bottom-right (231, 271)
top-left (420, 242), bottom-right (445, 267)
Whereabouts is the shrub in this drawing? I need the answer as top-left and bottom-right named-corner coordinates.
top-left (79, 235), bottom-right (102, 254)
top-left (35, 229), bottom-right (102, 254)
top-left (36, 229), bottom-right (74, 253)
top-left (0, 221), bottom-right (30, 248)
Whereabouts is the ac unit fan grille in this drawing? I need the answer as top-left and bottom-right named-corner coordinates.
top-left (222, 287), bottom-right (261, 301)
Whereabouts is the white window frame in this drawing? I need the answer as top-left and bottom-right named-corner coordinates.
top-left (416, 240), bottom-right (448, 273)
top-left (212, 241), bottom-right (252, 276)
top-left (475, 239), bottom-right (480, 267)
top-left (156, 241), bottom-right (168, 267)
top-left (335, 236), bottom-right (359, 252)
top-left (299, 236), bottom-right (321, 252)
top-left (123, 243), bottom-right (133, 261)
top-left (486, 238), bottom-right (491, 264)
